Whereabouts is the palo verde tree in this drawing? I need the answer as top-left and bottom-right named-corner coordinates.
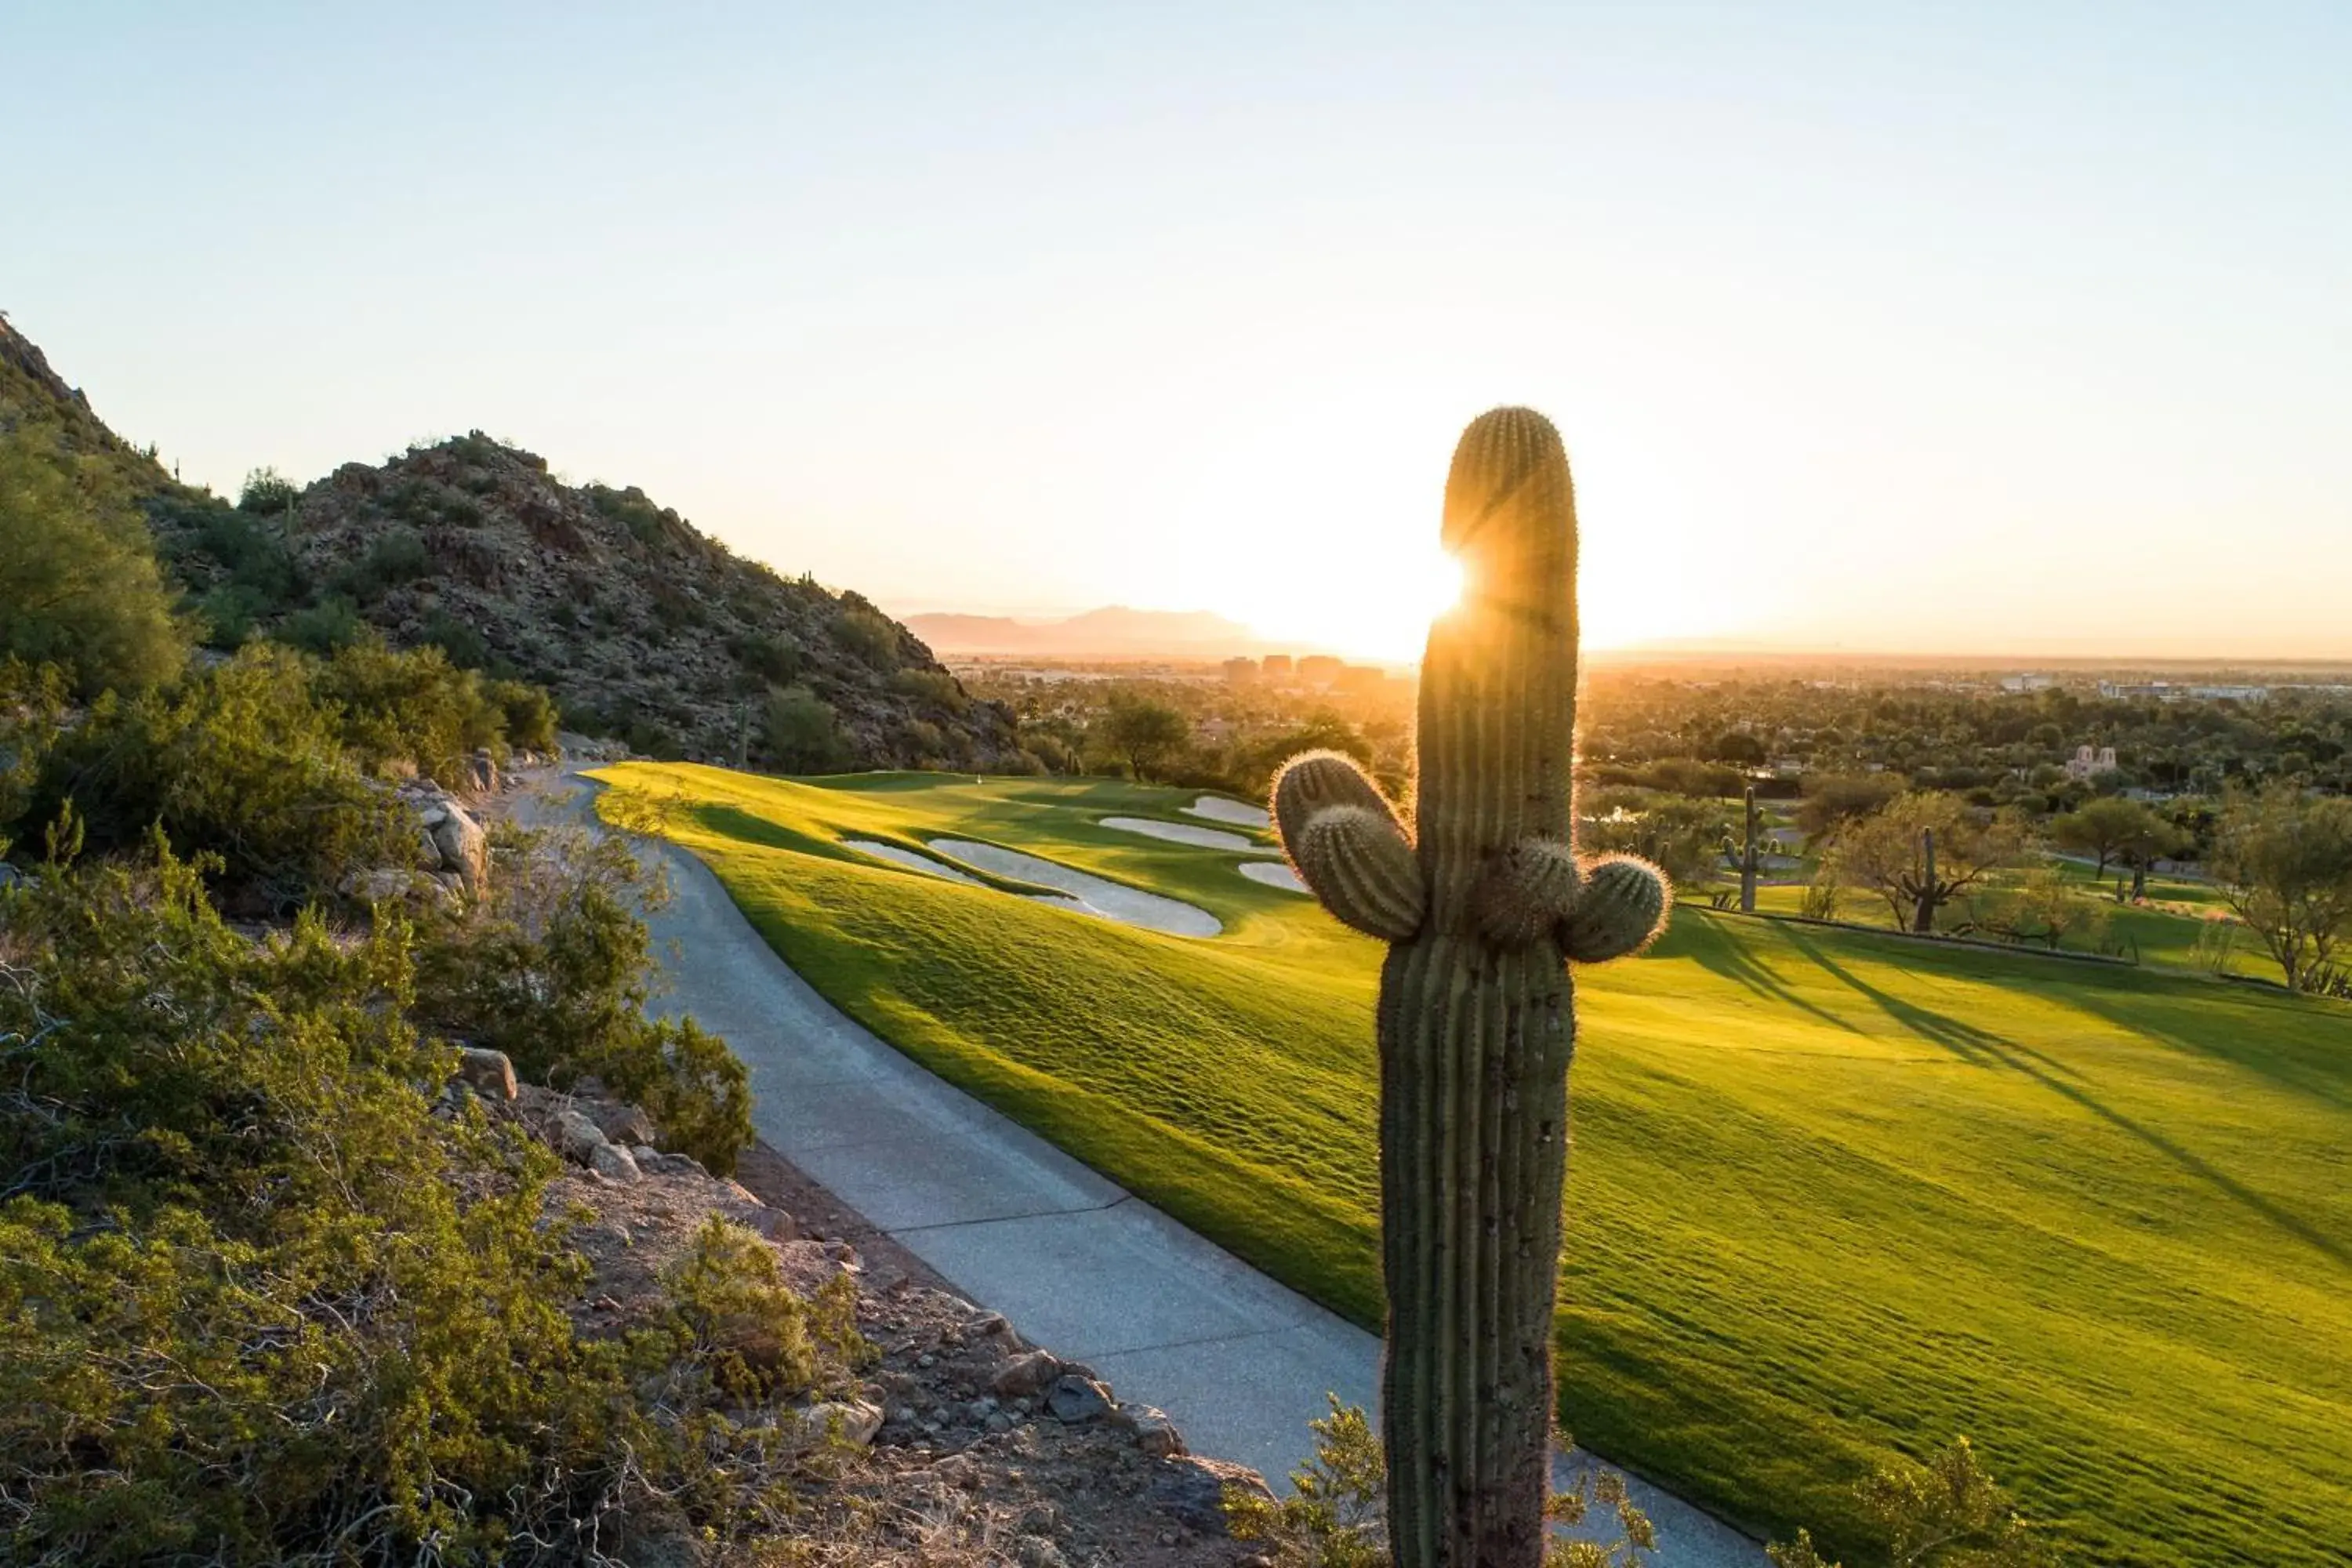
top-left (2048, 796), bottom-right (2177, 891)
top-left (1271, 408), bottom-right (1668, 1567)
top-left (1831, 792), bottom-right (2022, 933)
top-left (1099, 690), bottom-right (1189, 783)
top-left (2209, 783), bottom-right (2352, 992)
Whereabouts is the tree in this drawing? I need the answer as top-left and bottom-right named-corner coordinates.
top-left (1830, 793), bottom-right (2023, 933)
top-left (0, 430), bottom-right (187, 696)
top-left (1581, 792), bottom-right (1733, 893)
top-left (2209, 784), bottom-right (2352, 992)
top-left (2048, 797), bottom-right (2168, 884)
top-left (1100, 691), bottom-right (1189, 783)
top-left (764, 684), bottom-right (847, 772)
top-left (1795, 773), bottom-right (1901, 844)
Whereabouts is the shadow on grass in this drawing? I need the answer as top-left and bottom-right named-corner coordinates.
top-left (2069, 988), bottom-right (2352, 1114)
top-left (1681, 917), bottom-right (1862, 1036)
top-left (1784, 928), bottom-right (2351, 1273)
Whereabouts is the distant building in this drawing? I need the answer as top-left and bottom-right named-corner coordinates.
top-left (2064, 745), bottom-right (2119, 779)
top-left (1297, 655), bottom-right (1345, 687)
top-left (1261, 654), bottom-right (1294, 680)
top-left (1221, 657), bottom-right (1258, 684)
top-left (2001, 673), bottom-right (2056, 694)
top-left (2096, 681), bottom-right (2272, 703)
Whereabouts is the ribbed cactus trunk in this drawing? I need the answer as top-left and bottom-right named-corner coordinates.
top-left (1737, 786), bottom-right (1760, 913)
top-left (1272, 409), bottom-right (1670, 1568)
top-left (1915, 826), bottom-right (1938, 932)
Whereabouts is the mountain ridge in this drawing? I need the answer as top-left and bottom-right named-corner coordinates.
top-left (1, 313), bottom-right (1021, 770)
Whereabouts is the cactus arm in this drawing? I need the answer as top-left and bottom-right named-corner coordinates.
top-left (1475, 839), bottom-right (1670, 960)
top-left (1472, 837), bottom-right (1581, 949)
top-left (1561, 853), bottom-right (1671, 962)
top-left (1272, 751), bottom-right (1427, 940)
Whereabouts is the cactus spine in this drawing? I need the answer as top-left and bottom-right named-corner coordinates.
top-left (1272, 408), bottom-right (1669, 1568)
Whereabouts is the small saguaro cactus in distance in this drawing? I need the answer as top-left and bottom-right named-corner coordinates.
top-left (1724, 784), bottom-right (1762, 913)
top-left (1271, 408), bottom-right (1670, 1568)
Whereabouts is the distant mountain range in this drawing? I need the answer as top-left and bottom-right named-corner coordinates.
top-left (902, 606), bottom-right (1312, 660)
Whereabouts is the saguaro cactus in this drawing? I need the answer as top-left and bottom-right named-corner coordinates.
top-left (1272, 408), bottom-right (1670, 1567)
top-left (1725, 785), bottom-right (1762, 913)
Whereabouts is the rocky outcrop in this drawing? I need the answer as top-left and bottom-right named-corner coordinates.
top-left (160, 432), bottom-right (1025, 768)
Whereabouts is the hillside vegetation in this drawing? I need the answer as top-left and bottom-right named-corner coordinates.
top-left (595, 761), bottom-right (2352, 1568)
top-left (0, 313), bottom-right (1018, 771)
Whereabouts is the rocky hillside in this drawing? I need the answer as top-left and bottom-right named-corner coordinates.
top-left (2, 313), bottom-right (1021, 769)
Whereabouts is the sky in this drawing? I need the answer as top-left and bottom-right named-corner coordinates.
top-left (8, 2), bottom-right (2350, 660)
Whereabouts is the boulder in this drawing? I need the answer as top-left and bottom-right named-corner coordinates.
top-left (1044, 1374), bottom-right (1112, 1425)
top-left (1151, 1455), bottom-right (1272, 1537)
top-left (466, 748), bottom-right (500, 795)
top-left (429, 806), bottom-right (488, 895)
top-left (591, 1102), bottom-right (658, 1146)
top-left (992, 1349), bottom-right (1062, 1399)
top-left (800, 1397), bottom-right (884, 1447)
top-left (554, 1109), bottom-right (608, 1163)
top-left (1112, 1403), bottom-right (1187, 1458)
top-left (456, 1047), bottom-right (518, 1101)
top-left (588, 1142), bottom-right (642, 1182)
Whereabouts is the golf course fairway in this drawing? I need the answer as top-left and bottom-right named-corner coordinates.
top-left (592, 762), bottom-right (2352, 1566)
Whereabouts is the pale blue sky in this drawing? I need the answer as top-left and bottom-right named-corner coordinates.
top-left (9, 2), bottom-right (2348, 656)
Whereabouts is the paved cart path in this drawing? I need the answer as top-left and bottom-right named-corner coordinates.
top-left (529, 771), bottom-right (1765, 1566)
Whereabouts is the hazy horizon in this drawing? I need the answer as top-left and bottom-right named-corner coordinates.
top-left (11, 2), bottom-right (2348, 661)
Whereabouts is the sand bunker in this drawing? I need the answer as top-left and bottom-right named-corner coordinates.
top-left (929, 839), bottom-right (1222, 938)
top-left (1100, 816), bottom-right (1279, 854)
top-left (1183, 795), bottom-right (1271, 830)
top-left (1239, 860), bottom-right (1308, 895)
top-left (844, 839), bottom-right (983, 885)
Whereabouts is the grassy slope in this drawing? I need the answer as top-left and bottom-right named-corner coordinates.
top-left (597, 762), bottom-right (2352, 1566)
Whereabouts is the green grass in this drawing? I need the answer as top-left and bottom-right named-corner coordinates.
top-left (595, 762), bottom-right (2352, 1566)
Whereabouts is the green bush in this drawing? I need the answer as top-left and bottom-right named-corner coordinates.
top-left (412, 823), bottom-right (753, 1174)
top-left (766, 684), bottom-right (848, 773)
top-left (0, 426), bottom-right (188, 697)
top-left (0, 839), bottom-right (839, 1563)
top-left (832, 598), bottom-right (902, 672)
top-left (236, 465), bottom-right (301, 515)
top-left (18, 644), bottom-right (416, 909)
top-left (890, 666), bottom-right (967, 713)
top-left (420, 607), bottom-right (492, 670)
top-left (310, 639), bottom-right (505, 782)
top-left (278, 593), bottom-right (365, 653)
top-left (331, 524), bottom-right (430, 603)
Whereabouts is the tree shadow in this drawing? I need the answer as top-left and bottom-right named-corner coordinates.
top-left (2068, 986), bottom-right (2352, 1114)
top-left (1682, 918), bottom-right (1862, 1035)
top-left (1782, 929), bottom-right (2351, 1274)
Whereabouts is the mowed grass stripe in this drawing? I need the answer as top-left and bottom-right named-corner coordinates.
top-left (595, 763), bottom-right (2352, 1567)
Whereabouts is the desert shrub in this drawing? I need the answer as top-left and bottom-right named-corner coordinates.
top-left (1767, 1436), bottom-right (2044, 1567)
top-left (412, 823), bottom-right (753, 1174)
top-left (489, 676), bottom-right (561, 751)
top-left (767, 684), bottom-right (848, 773)
top-left (330, 524), bottom-right (430, 602)
top-left (832, 599), bottom-right (903, 672)
top-left (654, 1216), bottom-right (865, 1406)
top-left (420, 606), bottom-right (492, 669)
top-left (237, 464), bottom-right (301, 515)
top-left (729, 629), bottom-right (804, 685)
top-left (16, 643), bottom-right (416, 910)
top-left (312, 639), bottom-right (502, 780)
top-left (0, 426), bottom-right (188, 697)
top-left (890, 666), bottom-right (967, 713)
top-left (0, 844), bottom-right (627, 1562)
top-left (278, 593), bottom-right (365, 653)
top-left (1226, 1398), bottom-right (1654, 1568)
top-left (0, 841), bottom-right (842, 1563)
